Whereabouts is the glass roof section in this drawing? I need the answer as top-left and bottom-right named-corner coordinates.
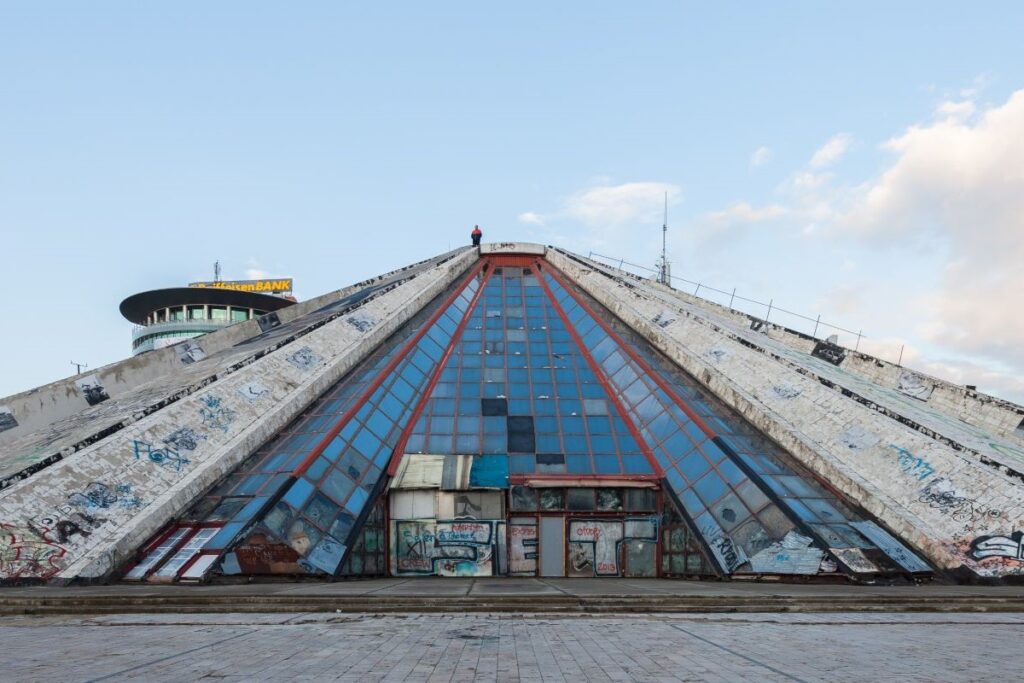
top-left (403, 265), bottom-right (654, 477)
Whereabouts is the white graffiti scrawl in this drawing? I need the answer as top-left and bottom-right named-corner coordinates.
top-left (970, 531), bottom-right (1024, 562)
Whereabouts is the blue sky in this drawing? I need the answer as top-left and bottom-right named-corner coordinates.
top-left (2, 3), bottom-right (1023, 401)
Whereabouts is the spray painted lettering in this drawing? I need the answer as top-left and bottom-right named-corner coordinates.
top-left (67, 482), bottom-right (143, 511)
top-left (0, 522), bottom-right (68, 580)
top-left (970, 531), bottom-right (1024, 562)
top-left (917, 477), bottom-right (1000, 523)
top-left (133, 440), bottom-right (191, 472)
top-left (887, 444), bottom-right (935, 481)
top-left (198, 394), bottom-right (236, 433)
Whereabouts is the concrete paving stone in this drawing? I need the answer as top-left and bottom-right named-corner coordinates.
top-left (1, 611), bottom-right (1020, 682)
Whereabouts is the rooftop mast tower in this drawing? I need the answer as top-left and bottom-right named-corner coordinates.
top-left (658, 192), bottom-right (671, 286)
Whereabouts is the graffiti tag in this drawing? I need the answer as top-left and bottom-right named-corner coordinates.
top-left (133, 440), bottom-right (191, 472)
top-left (887, 444), bottom-right (935, 481)
top-left (970, 531), bottom-right (1024, 562)
top-left (198, 394), bottom-right (236, 433)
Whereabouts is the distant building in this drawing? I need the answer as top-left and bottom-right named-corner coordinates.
top-left (119, 279), bottom-right (296, 355)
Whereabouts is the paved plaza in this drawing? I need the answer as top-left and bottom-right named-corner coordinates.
top-left (2, 610), bottom-right (1021, 682)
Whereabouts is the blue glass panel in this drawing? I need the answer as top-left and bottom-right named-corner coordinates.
top-left (622, 454), bottom-right (653, 474)
top-left (283, 478), bottom-right (314, 509)
top-left (345, 487), bottom-right (369, 514)
top-left (694, 472), bottom-right (728, 505)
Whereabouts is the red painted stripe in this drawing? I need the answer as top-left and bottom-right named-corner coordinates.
top-left (385, 267), bottom-right (492, 476)
top-left (290, 260), bottom-right (486, 479)
top-left (535, 259), bottom-right (665, 477)
top-left (542, 262), bottom-right (722, 442)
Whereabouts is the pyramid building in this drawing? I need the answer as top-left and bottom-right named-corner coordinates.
top-left (1, 243), bottom-right (1023, 584)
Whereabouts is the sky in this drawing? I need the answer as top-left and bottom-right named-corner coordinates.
top-left (2, 3), bottom-right (1023, 402)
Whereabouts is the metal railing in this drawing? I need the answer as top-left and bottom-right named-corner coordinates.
top-left (585, 251), bottom-right (896, 360)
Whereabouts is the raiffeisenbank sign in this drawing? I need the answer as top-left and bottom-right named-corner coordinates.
top-left (189, 278), bottom-right (294, 294)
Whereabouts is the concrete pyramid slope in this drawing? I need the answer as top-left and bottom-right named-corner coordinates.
top-left (1, 243), bottom-right (1022, 585)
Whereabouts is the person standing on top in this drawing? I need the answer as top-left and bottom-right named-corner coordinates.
top-left (471, 225), bottom-right (483, 246)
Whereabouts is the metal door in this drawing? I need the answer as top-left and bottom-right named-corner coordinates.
top-left (539, 516), bottom-right (565, 577)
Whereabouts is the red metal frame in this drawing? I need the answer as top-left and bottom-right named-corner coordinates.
top-left (541, 262), bottom-right (724, 444)
top-left (290, 260), bottom-right (486, 479)
top-left (386, 266), bottom-right (493, 476)
top-left (534, 258), bottom-right (665, 478)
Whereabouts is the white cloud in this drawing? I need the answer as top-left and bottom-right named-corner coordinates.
top-left (563, 182), bottom-right (681, 228)
top-left (750, 146), bottom-right (772, 167)
top-left (515, 181), bottom-right (683, 256)
top-left (693, 89), bottom-right (1024, 400)
top-left (839, 89), bottom-right (1024, 369)
top-left (245, 268), bottom-right (269, 280)
top-left (809, 133), bottom-right (852, 168)
top-left (936, 99), bottom-right (975, 123)
top-left (705, 202), bottom-right (787, 225)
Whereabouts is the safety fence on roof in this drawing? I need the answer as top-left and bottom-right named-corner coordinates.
top-left (586, 251), bottom-right (906, 365)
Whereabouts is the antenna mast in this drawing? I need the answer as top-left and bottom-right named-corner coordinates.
top-left (214, 260), bottom-right (222, 283)
top-left (659, 192), bottom-right (671, 286)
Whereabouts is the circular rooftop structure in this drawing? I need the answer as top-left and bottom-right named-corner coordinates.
top-left (120, 287), bottom-right (296, 355)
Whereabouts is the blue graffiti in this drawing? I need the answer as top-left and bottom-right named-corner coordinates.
top-left (198, 394), bottom-right (236, 433)
top-left (133, 440), bottom-right (190, 472)
top-left (887, 444), bottom-right (935, 481)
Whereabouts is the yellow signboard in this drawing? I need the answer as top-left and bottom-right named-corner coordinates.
top-left (189, 278), bottom-right (293, 294)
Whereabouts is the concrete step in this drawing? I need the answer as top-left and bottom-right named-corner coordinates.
top-left (2, 593), bottom-right (1024, 615)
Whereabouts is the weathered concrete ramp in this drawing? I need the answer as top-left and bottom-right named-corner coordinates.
top-left (0, 250), bottom-right (475, 582)
top-left (550, 249), bottom-right (1024, 579)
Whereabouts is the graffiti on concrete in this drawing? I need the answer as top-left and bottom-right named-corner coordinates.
top-left (163, 427), bottom-right (206, 453)
top-left (393, 520), bottom-right (497, 576)
top-left (0, 522), bottom-right (68, 580)
top-left (133, 440), bottom-right (191, 473)
top-left (287, 347), bottom-right (322, 372)
top-left (198, 394), bottom-right (236, 434)
top-left (917, 477), bottom-right (1000, 524)
top-left (771, 384), bottom-right (802, 400)
top-left (31, 509), bottom-right (106, 546)
top-left (887, 444), bottom-right (935, 481)
top-left (811, 340), bottom-right (846, 366)
top-left (346, 311), bottom-right (377, 333)
top-left (897, 370), bottom-right (934, 401)
top-left (0, 406), bottom-right (17, 434)
top-left (509, 521), bottom-right (538, 575)
top-left (970, 531), bottom-right (1024, 562)
top-left (67, 482), bottom-right (142, 511)
top-left (652, 310), bottom-right (678, 328)
top-left (238, 382), bottom-right (270, 403)
top-left (75, 374), bottom-right (110, 407)
top-left (175, 340), bottom-right (206, 364)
